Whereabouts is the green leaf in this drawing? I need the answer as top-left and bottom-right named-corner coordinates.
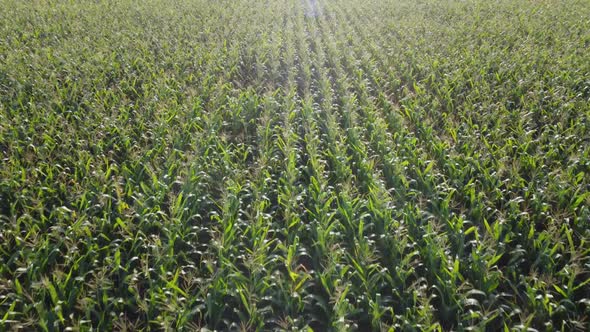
top-left (553, 284), bottom-right (568, 298)
top-left (14, 279), bottom-right (23, 296)
top-left (1, 301), bottom-right (16, 323)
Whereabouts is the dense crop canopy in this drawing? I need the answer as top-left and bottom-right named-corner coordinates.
top-left (1, 0), bottom-right (590, 330)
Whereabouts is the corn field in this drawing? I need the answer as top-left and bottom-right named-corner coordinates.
top-left (1, 0), bottom-right (590, 330)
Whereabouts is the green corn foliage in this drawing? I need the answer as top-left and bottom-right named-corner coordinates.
top-left (1, 0), bottom-right (589, 330)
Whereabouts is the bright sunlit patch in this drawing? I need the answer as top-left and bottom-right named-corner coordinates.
top-left (304, 0), bottom-right (322, 17)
